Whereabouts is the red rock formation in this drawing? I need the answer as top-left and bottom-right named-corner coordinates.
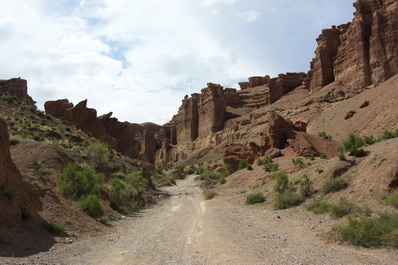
top-left (223, 144), bottom-right (255, 171)
top-left (0, 78), bottom-right (36, 105)
top-left (0, 119), bottom-right (37, 227)
top-left (308, 0), bottom-right (398, 90)
top-left (248, 76), bottom-right (270, 88)
top-left (198, 83), bottom-right (227, 138)
top-left (174, 94), bottom-right (199, 144)
top-left (45, 99), bottom-right (161, 163)
top-left (238, 82), bottom-right (250, 90)
top-left (268, 73), bottom-right (306, 104)
top-left (307, 25), bottom-right (349, 92)
top-left (44, 99), bottom-right (74, 118)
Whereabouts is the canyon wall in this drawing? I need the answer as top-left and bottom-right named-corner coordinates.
top-left (307, 0), bottom-right (398, 91)
top-left (44, 0), bottom-right (398, 168)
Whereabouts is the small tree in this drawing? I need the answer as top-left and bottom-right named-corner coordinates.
top-left (273, 172), bottom-right (292, 194)
top-left (339, 133), bottom-right (365, 157)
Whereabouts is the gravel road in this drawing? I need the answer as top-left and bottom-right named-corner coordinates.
top-left (2, 175), bottom-right (398, 265)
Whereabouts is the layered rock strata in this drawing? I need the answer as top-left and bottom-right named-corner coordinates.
top-left (0, 78), bottom-right (36, 105)
top-left (307, 0), bottom-right (398, 91)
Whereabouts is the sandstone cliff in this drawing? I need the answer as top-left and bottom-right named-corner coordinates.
top-left (0, 78), bottom-right (36, 105)
top-left (307, 0), bottom-right (398, 91)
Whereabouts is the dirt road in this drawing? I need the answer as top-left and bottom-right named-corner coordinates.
top-left (2, 175), bottom-right (398, 264)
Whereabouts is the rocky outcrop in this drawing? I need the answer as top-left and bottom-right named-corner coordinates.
top-left (198, 83), bottom-right (227, 138)
top-left (223, 144), bottom-right (256, 171)
top-left (268, 73), bottom-right (306, 104)
top-left (0, 78), bottom-right (36, 105)
top-left (223, 113), bottom-right (339, 168)
top-left (173, 94), bottom-right (199, 144)
top-left (307, 0), bottom-right (398, 90)
top-left (45, 99), bottom-right (161, 163)
top-left (0, 119), bottom-right (37, 227)
top-left (239, 76), bottom-right (270, 90)
top-left (307, 25), bottom-right (349, 92)
top-left (44, 99), bottom-right (74, 119)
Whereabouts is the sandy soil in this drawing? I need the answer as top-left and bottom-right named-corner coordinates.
top-left (1, 175), bottom-right (398, 265)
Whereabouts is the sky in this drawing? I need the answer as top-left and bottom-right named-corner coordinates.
top-left (0, 0), bottom-right (355, 125)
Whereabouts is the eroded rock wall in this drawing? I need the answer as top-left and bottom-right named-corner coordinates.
top-left (0, 78), bottom-right (36, 105)
top-left (308, 0), bottom-right (398, 90)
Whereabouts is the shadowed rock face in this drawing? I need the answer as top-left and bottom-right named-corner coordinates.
top-left (268, 73), bottom-right (306, 104)
top-left (0, 119), bottom-right (37, 227)
top-left (0, 78), bottom-right (36, 105)
top-left (307, 0), bottom-right (398, 91)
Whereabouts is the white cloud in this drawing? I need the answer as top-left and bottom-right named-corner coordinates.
top-left (0, 0), bottom-right (356, 124)
top-left (202, 0), bottom-right (238, 7)
top-left (239, 11), bottom-right (261, 23)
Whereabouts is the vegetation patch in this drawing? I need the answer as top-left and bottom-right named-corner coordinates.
top-left (306, 201), bottom-right (331, 214)
top-left (246, 192), bottom-right (265, 205)
top-left (322, 176), bottom-right (349, 195)
top-left (58, 162), bottom-right (104, 201)
top-left (299, 174), bottom-right (314, 198)
top-left (78, 194), bottom-right (104, 218)
top-left (238, 159), bottom-right (253, 170)
top-left (339, 133), bottom-right (365, 157)
top-left (383, 191), bottom-right (398, 209)
top-left (203, 189), bottom-right (218, 200)
top-left (332, 212), bottom-right (398, 248)
top-left (274, 191), bottom-right (304, 210)
top-left (43, 221), bottom-right (65, 235)
top-left (197, 171), bottom-right (227, 187)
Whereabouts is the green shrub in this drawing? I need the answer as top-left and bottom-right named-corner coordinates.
top-left (333, 212), bottom-right (398, 248)
top-left (307, 201), bottom-right (331, 214)
top-left (109, 178), bottom-right (131, 211)
top-left (273, 172), bottom-right (292, 194)
top-left (339, 133), bottom-right (365, 157)
top-left (87, 141), bottom-right (109, 165)
top-left (195, 166), bottom-right (205, 175)
top-left (262, 156), bottom-right (279, 172)
top-left (58, 162), bottom-right (104, 200)
top-left (197, 172), bottom-right (226, 186)
top-left (320, 152), bottom-right (328, 159)
top-left (330, 197), bottom-right (358, 218)
top-left (186, 165), bottom-right (195, 175)
top-left (154, 166), bottom-right (163, 174)
top-left (322, 176), bottom-right (349, 195)
top-left (274, 191), bottom-right (304, 209)
top-left (380, 130), bottom-right (398, 141)
top-left (246, 192), bottom-right (265, 205)
top-left (204, 190), bottom-right (218, 200)
top-left (309, 153), bottom-right (315, 161)
top-left (238, 160), bottom-right (251, 170)
top-left (292, 158), bottom-right (304, 165)
top-left (318, 131), bottom-right (332, 140)
top-left (224, 163), bottom-right (234, 174)
top-left (249, 184), bottom-right (261, 190)
top-left (44, 221), bottom-right (65, 234)
top-left (384, 191), bottom-right (398, 209)
top-left (363, 135), bottom-right (376, 145)
top-left (299, 174), bottom-right (314, 198)
top-left (271, 163), bottom-right (279, 172)
top-left (79, 194), bottom-right (104, 218)
top-left (152, 173), bottom-right (176, 187)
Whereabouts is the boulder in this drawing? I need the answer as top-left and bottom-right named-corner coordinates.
top-left (223, 144), bottom-right (255, 171)
top-left (44, 99), bottom-right (74, 118)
